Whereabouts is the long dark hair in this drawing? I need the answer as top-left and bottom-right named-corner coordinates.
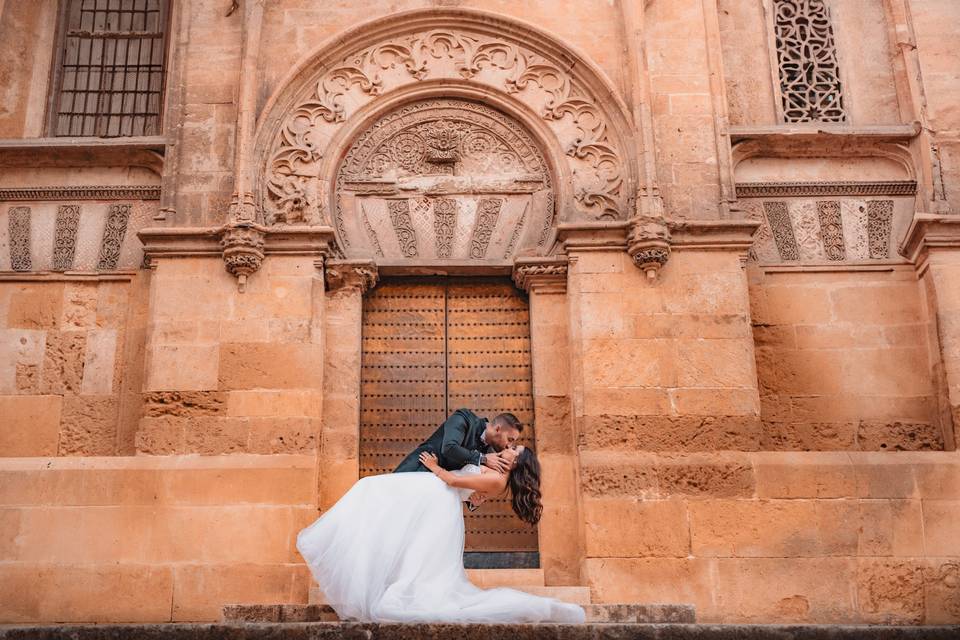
top-left (507, 448), bottom-right (543, 526)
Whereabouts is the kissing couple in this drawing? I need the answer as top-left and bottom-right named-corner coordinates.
top-left (296, 407), bottom-right (586, 623)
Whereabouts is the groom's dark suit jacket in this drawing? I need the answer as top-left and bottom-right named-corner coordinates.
top-left (393, 408), bottom-right (488, 473)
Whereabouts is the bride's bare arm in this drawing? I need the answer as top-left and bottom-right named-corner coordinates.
top-left (419, 452), bottom-right (507, 494)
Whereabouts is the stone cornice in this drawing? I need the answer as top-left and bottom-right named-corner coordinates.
top-left (899, 213), bottom-right (960, 263)
top-left (735, 181), bottom-right (917, 198)
top-left (323, 258), bottom-right (379, 293)
top-left (511, 256), bottom-right (568, 293)
top-left (666, 220), bottom-right (760, 252)
top-left (0, 185), bottom-right (162, 201)
top-left (138, 225), bottom-right (338, 261)
top-left (555, 222), bottom-right (629, 252)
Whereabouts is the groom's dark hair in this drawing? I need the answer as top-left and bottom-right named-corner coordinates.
top-left (493, 412), bottom-right (522, 432)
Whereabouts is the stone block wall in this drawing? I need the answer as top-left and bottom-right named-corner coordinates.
top-left (137, 256), bottom-right (324, 455)
top-left (749, 266), bottom-right (946, 450)
top-left (571, 249), bottom-right (761, 453)
top-left (0, 276), bottom-right (146, 456)
top-left (580, 451), bottom-right (960, 624)
top-left (0, 454), bottom-right (315, 622)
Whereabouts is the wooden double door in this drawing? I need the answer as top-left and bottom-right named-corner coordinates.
top-left (359, 277), bottom-right (538, 556)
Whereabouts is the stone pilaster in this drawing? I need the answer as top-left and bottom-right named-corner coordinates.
top-left (318, 259), bottom-right (378, 511)
top-left (513, 257), bottom-right (582, 585)
top-left (902, 214), bottom-right (960, 448)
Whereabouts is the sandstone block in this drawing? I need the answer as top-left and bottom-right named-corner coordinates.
top-left (135, 416), bottom-right (186, 454)
top-left (142, 390), bottom-right (228, 417)
top-left (582, 557), bottom-right (716, 619)
top-left (145, 344), bottom-right (220, 391)
top-left (218, 342), bottom-right (324, 390)
top-left (656, 454), bottom-right (755, 498)
top-left (227, 389), bottom-right (323, 418)
top-left (922, 558), bottom-right (960, 624)
top-left (6, 284), bottom-right (63, 329)
top-left (40, 330), bottom-right (86, 394)
top-left (80, 328), bottom-right (118, 394)
top-left (0, 395), bottom-right (62, 456)
top-left (0, 563), bottom-right (174, 623)
top-left (584, 497), bottom-right (689, 557)
top-left (58, 395), bottom-right (118, 456)
top-left (922, 501), bottom-right (960, 557)
top-left (857, 559), bottom-right (925, 624)
top-left (183, 417), bottom-right (249, 454)
top-left (754, 452), bottom-right (856, 498)
top-left (714, 557), bottom-right (857, 623)
top-left (689, 499), bottom-right (857, 558)
top-left (857, 420), bottom-right (945, 451)
top-left (61, 283), bottom-right (98, 329)
top-left (580, 414), bottom-right (761, 452)
top-left (857, 499), bottom-right (925, 557)
top-left (760, 420), bottom-right (857, 450)
top-left (171, 563), bottom-right (310, 622)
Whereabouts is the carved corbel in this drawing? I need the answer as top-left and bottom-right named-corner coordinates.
top-left (219, 221), bottom-right (266, 293)
top-left (324, 259), bottom-right (379, 294)
top-left (512, 257), bottom-right (568, 293)
top-left (626, 214), bottom-right (672, 281)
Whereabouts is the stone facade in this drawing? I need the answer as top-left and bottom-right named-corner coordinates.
top-left (1, 0), bottom-right (959, 626)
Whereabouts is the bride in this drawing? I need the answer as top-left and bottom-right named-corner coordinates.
top-left (296, 445), bottom-right (586, 624)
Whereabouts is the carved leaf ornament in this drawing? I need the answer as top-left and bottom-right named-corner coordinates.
top-left (263, 26), bottom-right (626, 227)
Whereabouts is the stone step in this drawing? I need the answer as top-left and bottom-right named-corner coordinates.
top-left (223, 602), bottom-right (695, 624)
top-left (465, 568), bottom-right (545, 587)
top-left (309, 569), bottom-right (552, 605)
top-left (8, 623), bottom-right (960, 639)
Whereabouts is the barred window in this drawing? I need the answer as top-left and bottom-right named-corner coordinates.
top-left (49, 0), bottom-right (171, 137)
top-left (772, 0), bottom-right (846, 123)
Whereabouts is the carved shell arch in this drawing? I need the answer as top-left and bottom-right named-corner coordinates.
top-left (252, 8), bottom-right (639, 234)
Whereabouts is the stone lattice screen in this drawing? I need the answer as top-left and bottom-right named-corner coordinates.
top-left (772, 0), bottom-right (846, 123)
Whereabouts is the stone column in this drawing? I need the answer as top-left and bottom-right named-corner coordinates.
top-left (318, 259), bottom-right (378, 511)
top-left (513, 257), bottom-right (583, 586)
top-left (903, 214), bottom-right (960, 448)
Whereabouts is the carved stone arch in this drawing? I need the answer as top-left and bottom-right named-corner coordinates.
top-left (251, 7), bottom-right (640, 256)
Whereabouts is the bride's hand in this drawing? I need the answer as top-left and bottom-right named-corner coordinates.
top-left (419, 451), bottom-right (441, 472)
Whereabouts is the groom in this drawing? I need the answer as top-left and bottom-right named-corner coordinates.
top-left (393, 408), bottom-right (522, 476)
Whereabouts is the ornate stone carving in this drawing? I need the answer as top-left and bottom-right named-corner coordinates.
top-left (0, 185), bottom-right (161, 201)
top-left (867, 200), bottom-right (894, 259)
top-left (792, 201), bottom-right (826, 261)
top-left (387, 199), bottom-right (418, 257)
top-left (470, 198), bottom-right (503, 259)
top-left (626, 215), bottom-right (672, 280)
top-left (816, 201), bottom-right (845, 261)
top-left (53, 204), bottom-right (81, 271)
top-left (263, 25), bottom-right (626, 224)
top-left (736, 181), bottom-right (916, 198)
top-left (764, 201), bottom-right (800, 261)
top-left (96, 203), bottom-right (132, 270)
top-left (219, 223), bottom-right (266, 292)
top-left (335, 99), bottom-right (551, 261)
top-left (324, 260), bottom-right (379, 293)
top-left (433, 198), bottom-right (457, 258)
top-left (228, 191), bottom-right (258, 223)
top-left (773, 0), bottom-right (846, 123)
top-left (8, 206), bottom-right (31, 272)
top-left (512, 259), bottom-right (568, 292)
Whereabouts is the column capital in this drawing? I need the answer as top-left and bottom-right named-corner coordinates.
top-left (323, 258), bottom-right (379, 294)
top-left (900, 213), bottom-right (960, 264)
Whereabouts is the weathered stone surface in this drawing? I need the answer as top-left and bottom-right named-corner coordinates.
top-left (58, 395), bottom-right (118, 456)
top-left (6, 285), bottom-right (63, 330)
top-left (858, 560), bottom-right (926, 624)
top-left (580, 415), bottom-right (762, 451)
top-left (143, 391), bottom-right (228, 417)
top-left (39, 330), bottom-right (86, 394)
top-left (857, 421), bottom-right (945, 451)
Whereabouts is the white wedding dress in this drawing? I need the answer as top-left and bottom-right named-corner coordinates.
top-left (296, 464), bottom-right (586, 624)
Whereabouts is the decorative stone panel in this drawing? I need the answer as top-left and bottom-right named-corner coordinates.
top-left (747, 199), bottom-right (902, 263)
top-left (8, 206), bottom-right (32, 271)
top-left (256, 10), bottom-right (637, 234)
top-left (53, 205), bottom-right (81, 271)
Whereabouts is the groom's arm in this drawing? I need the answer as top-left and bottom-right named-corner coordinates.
top-left (439, 411), bottom-right (482, 469)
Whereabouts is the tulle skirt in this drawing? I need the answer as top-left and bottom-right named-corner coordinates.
top-left (296, 471), bottom-right (586, 623)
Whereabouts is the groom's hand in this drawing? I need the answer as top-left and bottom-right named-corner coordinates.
top-left (482, 451), bottom-right (510, 473)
